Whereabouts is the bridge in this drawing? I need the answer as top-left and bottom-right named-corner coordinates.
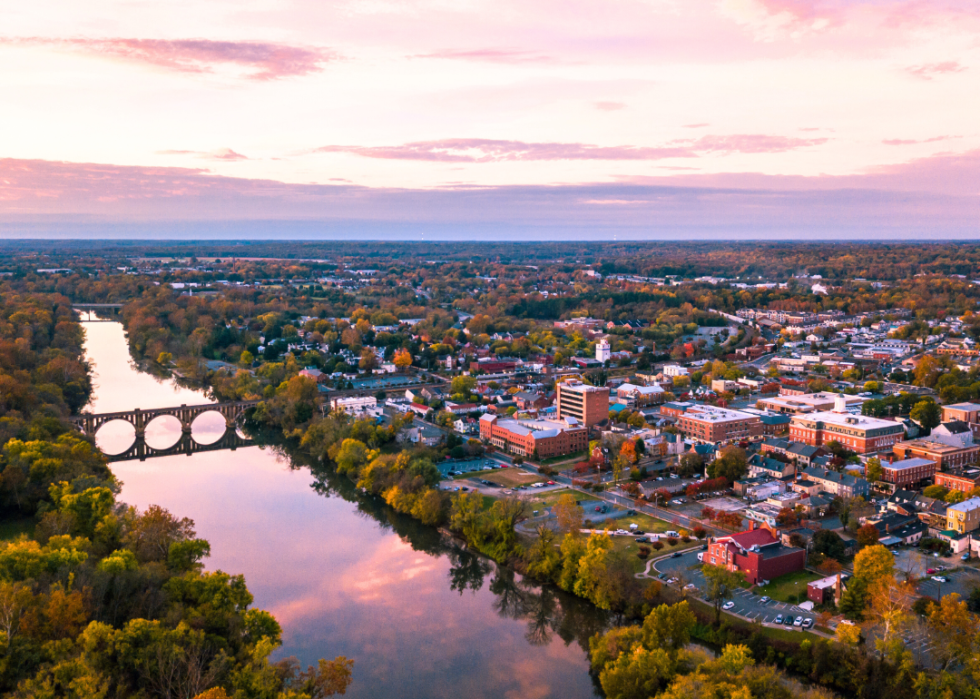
top-left (103, 428), bottom-right (255, 463)
top-left (70, 400), bottom-right (260, 438)
top-left (74, 304), bottom-right (125, 321)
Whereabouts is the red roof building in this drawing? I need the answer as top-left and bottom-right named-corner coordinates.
top-left (705, 526), bottom-right (805, 585)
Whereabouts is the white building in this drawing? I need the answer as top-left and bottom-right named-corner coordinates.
top-left (662, 365), bottom-right (689, 378)
top-left (330, 396), bottom-right (381, 418)
top-left (596, 339), bottom-right (611, 363)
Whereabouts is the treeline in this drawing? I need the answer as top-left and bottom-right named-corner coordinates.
top-left (0, 281), bottom-right (352, 698)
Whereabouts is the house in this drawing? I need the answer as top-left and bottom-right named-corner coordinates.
top-left (808, 574), bottom-right (847, 605)
top-left (454, 417), bottom-right (479, 434)
top-left (802, 467), bottom-right (870, 499)
top-left (705, 526), bottom-right (806, 585)
top-left (747, 454), bottom-right (795, 479)
top-left (947, 497), bottom-right (980, 534)
top-left (931, 421), bottom-right (975, 449)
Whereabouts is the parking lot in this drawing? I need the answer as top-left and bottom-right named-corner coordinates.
top-left (891, 548), bottom-right (980, 600)
top-left (653, 549), bottom-right (818, 630)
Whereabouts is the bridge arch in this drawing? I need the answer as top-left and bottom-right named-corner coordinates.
top-left (189, 410), bottom-right (230, 445)
top-left (93, 419), bottom-right (137, 456)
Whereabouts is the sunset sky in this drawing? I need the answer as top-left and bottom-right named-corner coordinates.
top-left (2, 0), bottom-right (978, 238)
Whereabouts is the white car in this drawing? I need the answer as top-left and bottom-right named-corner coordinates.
top-left (801, 618), bottom-right (814, 629)
top-left (932, 575), bottom-right (948, 583)
top-left (793, 616), bottom-right (803, 627)
top-left (722, 601), bottom-right (735, 610)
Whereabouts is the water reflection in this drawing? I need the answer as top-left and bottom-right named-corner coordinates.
top-left (83, 323), bottom-right (606, 699)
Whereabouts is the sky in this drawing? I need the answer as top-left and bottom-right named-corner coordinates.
top-left (1, 0), bottom-right (978, 239)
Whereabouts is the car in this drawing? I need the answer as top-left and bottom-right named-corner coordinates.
top-left (722, 601), bottom-right (735, 610)
top-left (635, 537), bottom-right (650, 543)
top-left (933, 552), bottom-right (940, 558)
top-left (783, 616), bottom-right (795, 626)
top-left (670, 499), bottom-right (682, 505)
top-left (932, 575), bottom-right (948, 583)
top-left (666, 578), bottom-right (678, 585)
top-left (927, 568), bottom-right (937, 575)
top-left (615, 529), bottom-right (629, 535)
top-left (701, 544), bottom-right (708, 550)
top-left (635, 530), bottom-right (646, 536)
top-left (963, 553), bottom-right (971, 561)
top-left (801, 618), bottom-right (814, 629)
top-left (460, 486), bottom-right (469, 491)
top-left (547, 480), bottom-right (556, 485)
top-left (793, 616), bottom-right (803, 627)
top-left (684, 583), bottom-right (698, 591)
top-left (774, 614), bottom-right (784, 624)
top-left (595, 506), bottom-right (602, 512)
top-left (657, 573), bottom-right (668, 580)
top-left (672, 552), bottom-right (682, 558)
top-left (759, 596), bottom-right (770, 604)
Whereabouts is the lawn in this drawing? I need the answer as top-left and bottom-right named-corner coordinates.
top-left (754, 570), bottom-right (823, 602)
top-left (612, 535), bottom-right (703, 573)
top-left (482, 469), bottom-right (547, 487)
top-left (536, 450), bottom-right (587, 466)
top-left (522, 487), bottom-right (582, 510)
top-left (0, 518), bottom-right (33, 541)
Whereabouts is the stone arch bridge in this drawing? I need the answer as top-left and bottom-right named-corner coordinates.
top-left (70, 400), bottom-right (260, 438)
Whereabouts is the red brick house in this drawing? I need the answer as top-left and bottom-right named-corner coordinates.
top-left (705, 526), bottom-right (805, 585)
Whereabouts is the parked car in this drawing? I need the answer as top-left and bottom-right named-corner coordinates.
top-left (793, 616), bottom-right (803, 627)
top-left (671, 552), bottom-right (682, 558)
top-left (722, 601), bottom-right (735, 610)
top-left (783, 616), bottom-right (795, 626)
top-left (774, 614), bottom-right (784, 624)
top-left (667, 578), bottom-right (678, 585)
top-left (926, 568), bottom-right (937, 575)
top-left (759, 596), bottom-right (770, 604)
top-left (932, 575), bottom-right (948, 583)
top-left (963, 553), bottom-right (971, 561)
top-left (635, 537), bottom-right (650, 543)
top-left (801, 618), bottom-right (814, 629)
top-left (684, 583), bottom-right (698, 591)
top-left (657, 573), bottom-right (667, 580)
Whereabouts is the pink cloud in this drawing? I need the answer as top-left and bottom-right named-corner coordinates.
top-left (1, 152), bottom-right (978, 239)
top-left (905, 61), bottom-right (967, 79)
top-left (683, 123), bottom-right (710, 128)
top-left (593, 101), bottom-right (627, 111)
top-left (7, 38), bottom-right (333, 80)
top-left (158, 148), bottom-right (250, 161)
top-left (313, 135), bottom-right (826, 162)
top-left (882, 135), bottom-right (957, 145)
top-left (410, 48), bottom-right (552, 64)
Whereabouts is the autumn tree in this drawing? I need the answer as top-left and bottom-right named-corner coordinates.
top-left (865, 457), bottom-right (883, 483)
top-left (554, 493), bottom-right (583, 535)
top-left (856, 523), bottom-right (880, 547)
top-left (701, 564), bottom-right (745, 625)
top-left (393, 348), bottom-right (413, 371)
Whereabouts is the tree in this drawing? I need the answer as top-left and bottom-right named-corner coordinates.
top-left (678, 453), bottom-right (703, 478)
top-left (359, 348), bottom-right (378, 372)
top-left (450, 375), bottom-right (476, 397)
top-left (926, 593), bottom-right (980, 672)
top-left (707, 446), bottom-right (747, 483)
top-left (554, 493), bottom-right (583, 535)
top-left (701, 564), bottom-right (746, 625)
top-left (910, 400), bottom-right (941, 432)
top-left (853, 544), bottom-right (894, 588)
top-left (835, 621), bottom-right (862, 645)
top-left (856, 523), bottom-right (880, 547)
top-left (393, 348), bottom-right (413, 371)
top-left (813, 529), bottom-right (847, 560)
top-left (775, 507), bottom-right (798, 527)
top-left (641, 601), bottom-right (696, 652)
top-left (914, 355), bottom-right (941, 388)
top-left (238, 350), bottom-right (254, 367)
top-left (692, 526), bottom-right (707, 540)
top-left (865, 457), bottom-right (883, 483)
top-left (157, 351), bottom-right (173, 365)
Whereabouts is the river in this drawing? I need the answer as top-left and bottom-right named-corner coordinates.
top-left (82, 321), bottom-right (606, 699)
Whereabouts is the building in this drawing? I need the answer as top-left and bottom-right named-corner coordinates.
top-left (931, 421), bottom-right (976, 448)
top-left (330, 395), bottom-right (381, 418)
top-left (935, 469), bottom-right (980, 494)
top-left (556, 379), bottom-right (610, 428)
top-left (758, 391), bottom-right (865, 415)
top-left (615, 382), bottom-right (666, 407)
top-left (880, 457), bottom-right (936, 488)
top-left (748, 454), bottom-right (796, 479)
top-left (759, 414), bottom-right (791, 437)
top-left (807, 574), bottom-right (847, 605)
top-left (662, 365), bottom-right (689, 378)
top-left (892, 439), bottom-right (979, 471)
top-left (705, 527), bottom-right (806, 585)
top-left (479, 414), bottom-right (588, 459)
top-left (943, 403), bottom-right (980, 424)
top-left (676, 405), bottom-right (763, 445)
top-left (946, 497), bottom-right (980, 535)
top-left (469, 359), bottom-right (517, 374)
top-left (802, 467), bottom-right (870, 499)
top-left (789, 395), bottom-right (904, 454)
top-left (596, 339), bottom-right (611, 363)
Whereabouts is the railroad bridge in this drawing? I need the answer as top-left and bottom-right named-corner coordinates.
top-left (70, 400), bottom-right (261, 438)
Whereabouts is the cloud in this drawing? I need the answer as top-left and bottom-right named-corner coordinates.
top-left (882, 136), bottom-right (957, 146)
top-left (410, 48), bottom-right (552, 64)
top-left (2, 150), bottom-right (978, 240)
top-left (158, 148), bottom-right (250, 161)
top-left (593, 101), bottom-right (627, 111)
top-left (313, 134), bottom-right (827, 162)
top-left (905, 61), bottom-right (967, 79)
top-left (683, 123), bottom-right (710, 128)
top-left (6, 37), bottom-right (333, 80)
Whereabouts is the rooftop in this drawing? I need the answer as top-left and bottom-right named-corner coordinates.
top-left (885, 457), bottom-right (935, 471)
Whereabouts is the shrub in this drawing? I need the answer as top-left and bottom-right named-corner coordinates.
top-left (667, 537), bottom-right (679, 546)
top-left (652, 540), bottom-right (664, 551)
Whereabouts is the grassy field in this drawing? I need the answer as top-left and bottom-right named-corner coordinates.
top-left (0, 518), bottom-right (33, 541)
top-left (612, 535), bottom-right (704, 573)
top-left (482, 469), bottom-right (547, 487)
top-left (754, 570), bottom-right (823, 602)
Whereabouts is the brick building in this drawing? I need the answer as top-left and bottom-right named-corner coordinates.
top-left (469, 359), bottom-right (517, 373)
top-left (479, 414), bottom-right (587, 459)
top-left (880, 457), bottom-right (936, 488)
top-left (935, 470), bottom-right (980, 494)
top-left (789, 395), bottom-right (904, 454)
top-left (556, 379), bottom-right (610, 427)
top-left (893, 439), bottom-right (979, 471)
top-left (705, 527), bottom-right (805, 585)
top-left (676, 405), bottom-right (763, 445)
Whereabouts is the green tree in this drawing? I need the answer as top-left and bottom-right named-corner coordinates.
top-left (706, 447), bottom-right (747, 483)
top-left (641, 601), bottom-right (696, 652)
top-left (701, 564), bottom-right (745, 625)
top-left (865, 457), bottom-right (883, 483)
top-left (910, 400), bottom-right (941, 431)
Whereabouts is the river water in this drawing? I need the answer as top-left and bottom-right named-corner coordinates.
top-left (82, 321), bottom-right (605, 699)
